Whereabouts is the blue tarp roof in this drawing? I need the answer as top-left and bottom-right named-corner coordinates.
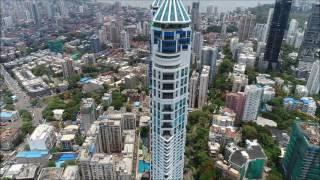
top-left (0, 112), bottom-right (13, 118)
top-left (16, 151), bottom-right (48, 158)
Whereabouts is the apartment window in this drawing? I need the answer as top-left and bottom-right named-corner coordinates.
top-left (162, 93), bottom-right (173, 99)
top-left (163, 83), bottom-right (174, 90)
top-left (163, 73), bottom-right (174, 80)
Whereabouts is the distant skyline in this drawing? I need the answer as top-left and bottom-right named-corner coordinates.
top-left (98, 0), bottom-right (274, 12)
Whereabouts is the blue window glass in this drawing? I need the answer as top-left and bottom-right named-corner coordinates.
top-left (182, 45), bottom-right (188, 50)
top-left (164, 32), bottom-right (174, 40)
top-left (178, 38), bottom-right (190, 44)
top-left (162, 40), bottom-right (176, 53)
top-left (187, 31), bottom-right (191, 37)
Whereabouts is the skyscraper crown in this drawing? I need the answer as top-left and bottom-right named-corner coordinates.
top-left (153, 0), bottom-right (191, 24)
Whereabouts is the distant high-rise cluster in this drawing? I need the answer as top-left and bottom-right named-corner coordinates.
top-left (238, 13), bottom-right (256, 42)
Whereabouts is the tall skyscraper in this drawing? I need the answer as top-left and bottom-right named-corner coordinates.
top-left (120, 30), bottom-right (130, 50)
top-left (297, 4), bottom-right (320, 70)
top-left (191, 2), bottom-right (200, 31)
top-left (242, 85), bottom-right (263, 122)
top-left (263, 0), bottom-right (292, 70)
top-left (89, 34), bottom-right (101, 53)
top-left (283, 121), bottom-right (320, 180)
top-left (110, 20), bottom-right (121, 48)
top-left (306, 60), bottom-right (320, 95)
top-left (262, 8), bottom-right (274, 43)
top-left (201, 46), bottom-right (218, 84)
top-left (189, 71), bottom-right (199, 108)
top-left (62, 58), bottom-right (75, 79)
top-left (150, 0), bottom-right (191, 178)
top-left (31, 0), bottom-right (40, 28)
top-left (80, 98), bottom-right (96, 133)
top-left (198, 66), bottom-right (210, 108)
top-left (238, 13), bottom-right (256, 42)
top-left (287, 19), bottom-right (299, 37)
top-left (225, 92), bottom-right (245, 125)
top-left (192, 31), bottom-right (203, 65)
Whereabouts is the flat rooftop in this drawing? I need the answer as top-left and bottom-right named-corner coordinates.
top-left (298, 121), bottom-right (320, 146)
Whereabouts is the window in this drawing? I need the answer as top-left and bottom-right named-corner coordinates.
top-left (162, 40), bottom-right (176, 53)
top-left (163, 73), bottom-right (174, 80)
top-left (164, 32), bottom-right (175, 40)
top-left (163, 83), bottom-right (174, 90)
top-left (163, 93), bottom-right (173, 99)
top-left (182, 45), bottom-right (188, 50)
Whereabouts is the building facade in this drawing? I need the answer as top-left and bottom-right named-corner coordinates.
top-left (150, 0), bottom-right (191, 178)
top-left (306, 60), bottom-right (320, 95)
top-left (242, 85), bottom-right (263, 122)
top-left (238, 13), bottom-right (256, 42)
top-left (262, 0), bottom-right (292, 70)
top-left (198, 65), bottom-right (210, 108)
top-left (283, 121), bottom-right (320, 180)
top-left (28, 124), bottom-right (56, 151)
top-left (189, 71), bottom-right (199, 108)
top-left (297, 4), bottom-right (320, 70)
top-left (80, 98), bottom-right (96, 134)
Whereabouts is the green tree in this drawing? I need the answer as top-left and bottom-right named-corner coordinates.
top-left (48, 160), bottom-right (56, 167)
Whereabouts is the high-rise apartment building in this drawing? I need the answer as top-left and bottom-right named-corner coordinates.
top-left (201, 46), bottom-right (218, 84)
top-left (306, 60), bottom-right (320, 95)
top-left (238, 13), bottom-right (256, 42)
top-left (191, 2), bottom-right (200, 31)
top-left (62, 58), bottom-right (75, 79)
top-left (98, 120), bottom-right (122, 153)
top-left (225, 92), bottom-right (245, 125)
top-left (287, 19), bottom-right (299, 37)
top-left (189, 71), bottom-right (199, 109)
top-left (192, 31), bottom-right (203, 65)
top-left (242, 85), bottom-right (263, 122)
top-left (198, 66), bottom-right (210, 108)
top-left (298, 4), bottom-right (320, 70)
top-left (120, 30), bottom-right (130, 50)
top-left (150, 0), bottom-right (191, 178)
top-left (283, 121), bottom-right (320, 180)
top-left (262, 8), bottom-right (274, 43)
top-left (89, 34), bottom-right (101, 53)
top-left (110, 20), bottom-right (121, 48)
top-left (263, 0), bottom-right (292, 70)
top-left (80, 98), bottom-right (96, 133)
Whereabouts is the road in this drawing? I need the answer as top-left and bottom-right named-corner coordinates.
top-left (1, 64), bottom-right (43, 126)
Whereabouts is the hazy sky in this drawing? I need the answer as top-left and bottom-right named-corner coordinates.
top-left (98, 0), bottom-right (275, 12)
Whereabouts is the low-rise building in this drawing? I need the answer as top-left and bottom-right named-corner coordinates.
top-left (38, 167), bottom-right (64, 180)
top-left (15, 151), bottom-right (49, 167)
top-left (53, 109), bottom-right (64, 121)
top-left (231, 73), bottom-right (248, 92)
top-left (256, 74), bottom-right (275, 86)
top-left (217, 140), bottom-right (267, 180)
top-left (262, 86), bottom-right (275, 102)
top-left (295, 85), bottom-right (309, 97)
top-left (102, 93), bottom-right (112, 106)
top-left (2, 163), bottom-right (39, 180)
top-left (0, 110), bottom-right (18, 122)
top-left (283, 97), bottom-right (317, 116)
top-left (0, 127), bottom-right (21, 150)
top-left (209, 108), bottom-right (239, 149)
top-left (28, 124), bottom-right (56, 150)
top-left (62, 166), bottom-right (80, 180)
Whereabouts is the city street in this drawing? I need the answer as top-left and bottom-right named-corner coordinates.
top-left (1, 65), bottom-right (44, 126)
